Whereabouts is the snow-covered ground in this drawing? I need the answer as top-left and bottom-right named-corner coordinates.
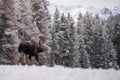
top-left (0, 65), bottom-right (120, 80)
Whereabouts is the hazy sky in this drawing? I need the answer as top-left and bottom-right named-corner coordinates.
top-left (47, 0), bottom-right (120, 9)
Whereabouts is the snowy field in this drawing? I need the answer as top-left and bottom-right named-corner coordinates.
top-left (0, 65), bottom-right (120, 80)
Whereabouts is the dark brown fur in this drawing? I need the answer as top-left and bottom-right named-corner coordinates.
top-left (18, 41), bottom-right (43, 62)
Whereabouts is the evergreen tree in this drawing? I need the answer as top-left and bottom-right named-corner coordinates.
top-left (89, 14), bottom-right (117, 69)
top-left (67, 13), bottom-right (75, 67)
top-left (76, 12), bottom-right (90, 68)
top-left (55, 13), bottom-right (71, 66)
top-left (106, 14), bottom-right (120, 69)
top-left (91, 14), bottom-right (105, 68)
top-left (53, 8), bottom-right (61, 33)
top-left (50, 8), bottom-right (61, 66)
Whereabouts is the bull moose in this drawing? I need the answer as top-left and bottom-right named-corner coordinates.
top-left (18, 35), bottom-right (48, 65)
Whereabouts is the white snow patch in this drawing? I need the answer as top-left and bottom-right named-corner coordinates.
top-left (0, 65), bottom-right (120, 80)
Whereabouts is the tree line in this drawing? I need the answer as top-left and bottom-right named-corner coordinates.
top-left (48, 9), bottom-right (120, 69)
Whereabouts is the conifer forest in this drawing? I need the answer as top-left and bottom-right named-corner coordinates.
top-left (0, 0), bottom-right (120, 70)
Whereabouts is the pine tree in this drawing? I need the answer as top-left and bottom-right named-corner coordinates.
top-left (90, 14), bottom-right (104, 68)
top-left (67, 13), bottom-right (75, 67)
top-left (50, 8), bottom-right (61, 66)
top-left (106, 14), bottom-right (120, 69)
top-left (56, 13), bottom-right (71, 66)
top-left (53, 8), bottom-right (61, 33)
top-left (0, 0), bottom-right (19, 64)
top-left (89, 14), bottom-right (118, 69)
top-left (76, 12), bottom-right (90, 68)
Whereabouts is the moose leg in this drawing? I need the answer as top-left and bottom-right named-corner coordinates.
top-left (29, 55), bottom-right (32, 60)
top-left (40, 54), bottom-right (48, 65)
top-left (28, 54), bottom-right (32, 65)
top-left (34, 55), bottom-right (39, 65)
top-left (16, 53), bottom-right (22, 65)
top-left (23, 54), bottom-right (27, 65)
top-left (35, 55), bottom-right (39, 62)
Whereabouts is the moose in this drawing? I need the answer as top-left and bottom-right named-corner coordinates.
top-left (17, 35), bottom-right (48, 65)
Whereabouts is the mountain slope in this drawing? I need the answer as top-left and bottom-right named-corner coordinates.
top-left (48, 3), bottom-right (120, 21)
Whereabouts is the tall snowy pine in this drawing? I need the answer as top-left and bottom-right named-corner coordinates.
top-left (76, 13), bottom-right (90, 68)
top-left (67, 13), bottom-right (75, 67)
top-left (50, 8), bottom-right (61, 66)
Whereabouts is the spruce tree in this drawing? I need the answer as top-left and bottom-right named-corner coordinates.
top-left (56, 13), bottom-right (71, 66)
top-left (53, 8), bottom-right (61, 33)
top-left (76, 12), bottom-right (90, 68)
top-left (67, 13), bottom-right (75, 67)
top-left (51, 8), bottom-right (61, 66)
top-left (106, 14), bottom-right (120, 69)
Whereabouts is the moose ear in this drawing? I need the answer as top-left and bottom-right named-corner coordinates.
top-left (39, 35), bottom-right (46, 44)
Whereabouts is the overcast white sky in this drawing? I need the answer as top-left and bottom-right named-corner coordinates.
top-left (47, 0), bottom-right (120, 9)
